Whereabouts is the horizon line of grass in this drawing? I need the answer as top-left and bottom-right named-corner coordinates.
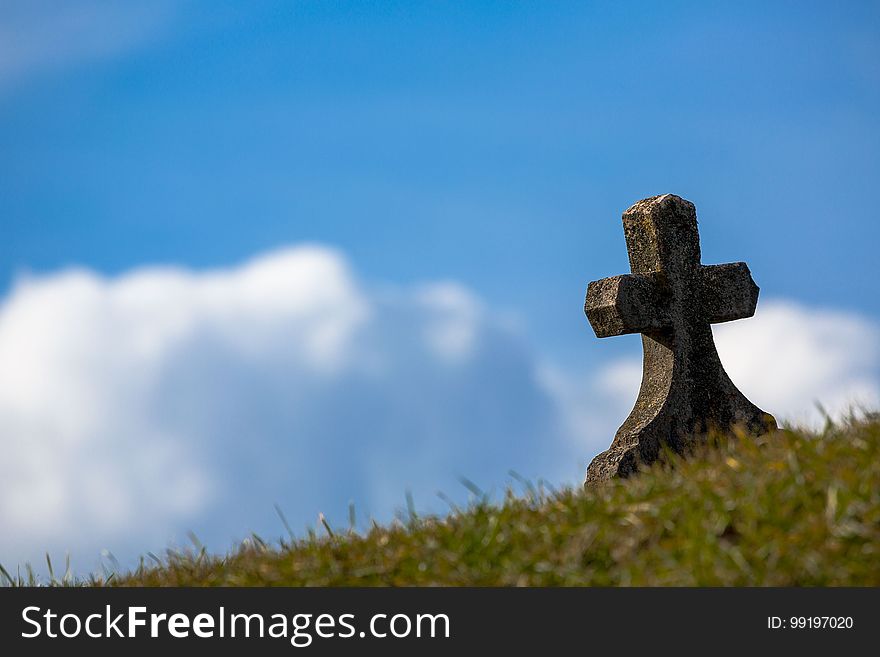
top-left (3, 409), bottom-right (877, 587)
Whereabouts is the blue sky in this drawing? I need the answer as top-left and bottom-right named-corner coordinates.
top-left (0, 1), bottom-right (878, 573)
top-left (4, 1), bottom-right (879, 352)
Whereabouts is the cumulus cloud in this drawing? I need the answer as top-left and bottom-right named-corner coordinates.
top-left (0, 246), bottom-right (575, 572)
top-left (714, 301), bottom-right (880, 424)
top-left (0, 248), bottom-right (877, 574)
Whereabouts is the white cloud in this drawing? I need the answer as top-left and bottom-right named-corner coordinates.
top-left (414, 283), bottom-right (483, 362)
top-left (0, 1), bottom-right (173, 93)
top-left (0, 247), bottom-right (372, 568)
top-left (714, 300), bottom-right (880, 425)
top-left (0, 246), bottom-right (574, 573)
top-left (0, 250), bottom-right (877, 575)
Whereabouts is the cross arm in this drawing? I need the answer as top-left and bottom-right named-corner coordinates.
top-left (585, 273), bottom-right (671, 338)
top-left (700, 262), bottom-right (759, 324)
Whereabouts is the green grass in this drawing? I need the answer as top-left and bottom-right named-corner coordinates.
top-left (5, 415), bottom-right (880, 586)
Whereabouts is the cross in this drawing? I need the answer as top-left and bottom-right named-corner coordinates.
top-left (584, 194), bottom-right (776, 484)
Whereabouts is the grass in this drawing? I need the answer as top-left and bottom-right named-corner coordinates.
top-left (4, 414), bottom-right (880, 586)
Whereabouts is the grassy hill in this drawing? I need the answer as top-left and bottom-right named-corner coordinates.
top-left (8, 415), bottom-right (880, 586)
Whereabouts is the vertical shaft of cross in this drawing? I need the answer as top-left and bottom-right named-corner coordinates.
top-left (583, 194), bottom-right (776, 484)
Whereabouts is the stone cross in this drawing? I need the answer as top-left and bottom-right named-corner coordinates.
top-left (584, 194), bottom-right (776, 485)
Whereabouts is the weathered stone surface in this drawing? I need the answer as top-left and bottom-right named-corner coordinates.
top-left (584, 194), bottom-right (777, 485)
